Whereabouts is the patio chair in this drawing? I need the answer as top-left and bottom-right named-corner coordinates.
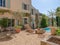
top-left (0, 31), bottom-right (12, 39)
top-left (0, 26), bottom-right (16, 39)
top-left (6, 27), bottom-right (16, 34)
top-left (24, 24), bottom-right (34, 33)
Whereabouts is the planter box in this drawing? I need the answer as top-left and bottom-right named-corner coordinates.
top-left (41, 36), bottom-right (59, 45)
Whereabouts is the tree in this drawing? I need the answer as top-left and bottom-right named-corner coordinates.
top-left (56, 7), bottom-right (60, 26)
top-left (48, 10), bottom-right (55, 26)
top-left (40, 15), bottom-right (47, 28)
top-left (56, 16), bottom-right (60, 26)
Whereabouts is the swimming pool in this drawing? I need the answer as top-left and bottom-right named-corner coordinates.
top-left (43, 27), bottom-right (51, 32)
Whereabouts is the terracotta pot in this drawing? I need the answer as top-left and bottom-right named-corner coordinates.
top-left (51, 27), bottom-right (56, 35)
top-left (15, 28), bottom-right (21, 33)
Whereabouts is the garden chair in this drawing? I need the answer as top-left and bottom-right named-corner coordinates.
top-left (6, 27), bottom-right (16, 34)
top-left (0, 26), bottom-right (16, 39)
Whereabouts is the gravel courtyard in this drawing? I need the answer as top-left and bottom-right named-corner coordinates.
top-left (0, 31), bottom-right (41, 45)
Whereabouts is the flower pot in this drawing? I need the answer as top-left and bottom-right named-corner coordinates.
top-left (15, 28), bottom-right (21, 33)
top-left (51, 27), bottom-right (56, 35)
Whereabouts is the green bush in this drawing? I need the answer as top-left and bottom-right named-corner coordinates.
top-left (56, 29), bottom-right (60, 36)
top-left (14, 26), bottom-right (22, 29)
top-left (0, 18), bottom-right (8, 27)
top-left (56, 16), bottom-right (60, 26)
top-left (0, 19), bottom-right (2, 25)
top-left (14, 24), bottom-right (23, 29)
top-left (40, 17), bottom-right (47, 28)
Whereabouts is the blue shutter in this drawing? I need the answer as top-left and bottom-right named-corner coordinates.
top-left (3, 0), bottom-right (5, 7)
top-left (0, 0), bottom-right (2, 6)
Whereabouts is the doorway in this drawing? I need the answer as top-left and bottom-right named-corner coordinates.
top-left (23, 18), bottom-right (28, 24)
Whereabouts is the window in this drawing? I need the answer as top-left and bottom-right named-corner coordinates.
top-left (24, 18), bottom-right (28, 24)
top-left (8, 19), bottom-right (14, 26)
top-left (23, 3), bottom-right (28, 10)
top-left (0, 0), bottom-right (5, 7)
top-left (24, 4), bottom-right (27, 10)
top-left (31, 9), bottom-right (33, 15)
top-left (0, 0), bottom-right (2, 6)
top-left (3, 0), bottom-right (5, 7)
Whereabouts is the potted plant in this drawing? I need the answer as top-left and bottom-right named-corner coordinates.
top-left (51, 27), bottom-right (57, 35)
top-left (14, 26), bottom-right (22, 33)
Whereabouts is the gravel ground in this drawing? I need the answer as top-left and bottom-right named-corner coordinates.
top-left (0, 31), bottom-right (41, 45)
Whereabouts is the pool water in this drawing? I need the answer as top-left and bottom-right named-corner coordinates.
top-left (43, 27), bottom-right (51, 32)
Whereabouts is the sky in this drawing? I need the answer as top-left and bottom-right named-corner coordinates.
top-left (32, 0), bottom-right (60, 15)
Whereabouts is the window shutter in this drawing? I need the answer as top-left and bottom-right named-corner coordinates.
top-left (0, 0), bottom-right (2, 6)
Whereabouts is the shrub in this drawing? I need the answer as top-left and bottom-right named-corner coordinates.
top-left (56, 29), bottom-right (60, 36)
top-left (56, 16), bottom-right (60, 26)
top-left (40, 17), bottom-right (47, 28)
top-left (0, 18), bottom-right (8, 28)
top-left (14, 26), bottom-right (22, 29)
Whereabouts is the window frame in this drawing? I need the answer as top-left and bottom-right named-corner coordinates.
top-left (22, 3), bottom-right (29, 10)
top-left (0, 0), bottom-right (6, 7)
top-left (0, 0), bottom-right (2, 6)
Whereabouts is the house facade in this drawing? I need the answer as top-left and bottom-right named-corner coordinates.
top-left (30, 6), bottom-right (40, 28)
top-left (0, 0), bottom-right (40, 28)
